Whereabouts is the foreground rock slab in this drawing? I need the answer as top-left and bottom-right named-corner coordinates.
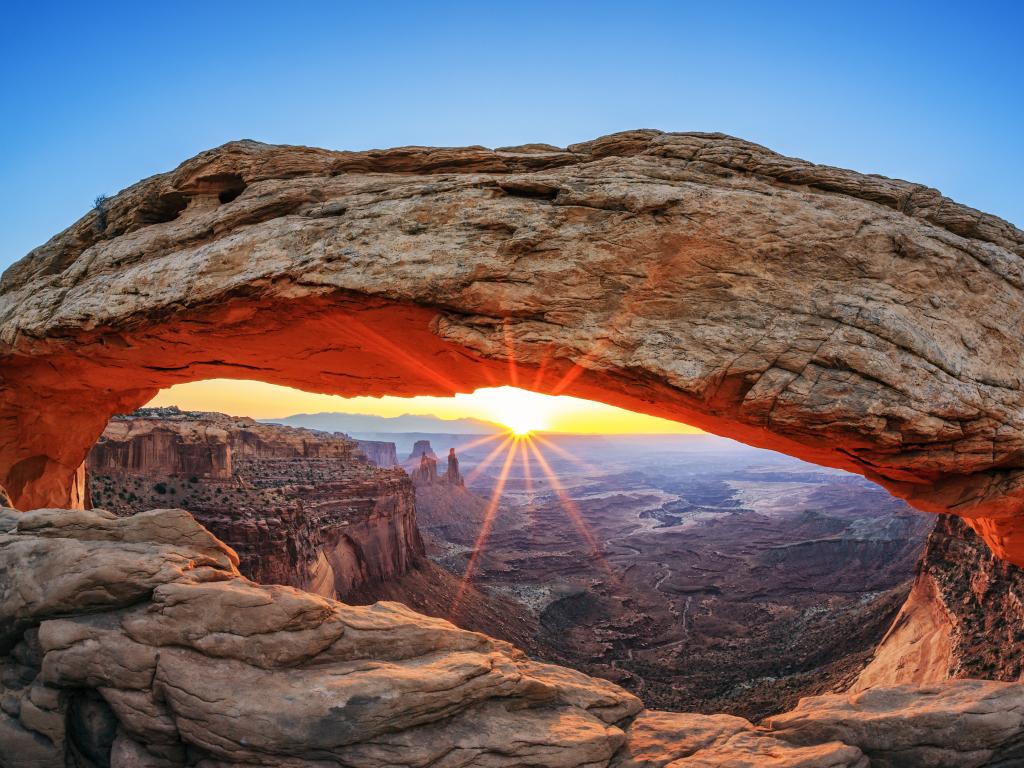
top-left (1, 131), bottom-right (1023, 562)
top-left (768, 681), bottom-right (1024, 767)
top-left (1, 506), bottom-right (639, 767)
top-left (1, 506), bottom-right (1023, 767)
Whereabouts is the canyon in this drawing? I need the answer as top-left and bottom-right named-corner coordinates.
top-left (1, 130), bottom-right (1023, 765)
top-left (85, 407), bottom-right (537, 651)
top-left (83, 410), bottom-right (1024, 724)
top-left (417, 434), bottom-right (935, 720)
top-left (86, 406), bottom-right (425, 600)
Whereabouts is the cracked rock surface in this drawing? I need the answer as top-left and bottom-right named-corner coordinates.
top-left (1, 506), bottom-right (1023, 767)
top-left (1, 131), bottom-right (1023, 562)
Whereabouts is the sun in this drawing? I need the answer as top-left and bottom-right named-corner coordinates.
top-left (471, 386), bottom-right (552, 436)
top-left (507, 419), bottom-right (539, 437)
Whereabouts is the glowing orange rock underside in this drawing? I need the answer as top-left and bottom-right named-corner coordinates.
top-left (3, 291), bottom-right (1024, 566)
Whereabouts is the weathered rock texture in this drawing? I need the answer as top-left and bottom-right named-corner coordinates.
top-left (766, 681), bottom-right (1024, 767)
top-left (355, 438), bottom-right (399, 467)
top-left (2, 505), bottom-right (1023, 768)
top-left (0, 506), bottom-right (639, 767)
top-left (405, 439), bottom-right (465, 487)
top-left (86, 407), bottom-right (425, 600)
top-left (2, 131), bottom-right (1023, 561)
top-left (86, 408), bottom-right (541, 652)
top-left (855, 514), bottom-right (1024, 690)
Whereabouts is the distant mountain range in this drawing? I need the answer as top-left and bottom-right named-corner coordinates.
top-left (263, 412), bottom-right (503, 435)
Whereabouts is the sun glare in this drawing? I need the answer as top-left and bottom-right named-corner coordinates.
top-left (470, 386), bottom-right (552, 436)
top-left (147, 380), bottom-right (703, 434)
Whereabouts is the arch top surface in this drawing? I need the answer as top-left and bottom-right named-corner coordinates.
top-left (2, 129), bottom-right (1023, 561)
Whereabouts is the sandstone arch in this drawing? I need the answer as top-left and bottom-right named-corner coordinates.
top-left (1, 130), bottom-right (1023, 562)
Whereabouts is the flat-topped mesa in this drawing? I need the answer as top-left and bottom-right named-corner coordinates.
top-left (86, 408), bottom-right (425, 599)
top-left (90, 406), bottom-right (367, 481)
top-left (356, 439), bottom-right (399, 467)
top-left (406, 440), bottom-right (437, 463)
top-left (1, 130), bottom-right (1023, 561)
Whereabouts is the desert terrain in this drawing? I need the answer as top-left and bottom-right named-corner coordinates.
top-left (411, 434), bottom-right (933, 718)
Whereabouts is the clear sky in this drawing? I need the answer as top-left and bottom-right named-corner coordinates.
top-left (4, 1), bottom-right (1021, 431)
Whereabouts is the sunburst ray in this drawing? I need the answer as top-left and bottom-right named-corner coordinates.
top-left (462, 434), bottom-right (515, 487)
top-left (532, 433), bottom-right (600, 473)
top-left (452, 440), bottom-right (519, 612)
top-left (526, 437), bottom-right (617, 582)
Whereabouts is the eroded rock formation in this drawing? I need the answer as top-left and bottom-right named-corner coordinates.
top-left (86, 407), bottom-right (425, 600)
top-left (1, 505), bottom-right (1023, 767)
top-left (355, 438), bottom-right (399, 467)
top-left (446, 446), bottom-right (465, 486)
top-left (1, 131), bottom-right (1023, 561)
top-left (855, 514), bottom-right (1024, 690)
top-left (405, 440), bottom-right (465, 488)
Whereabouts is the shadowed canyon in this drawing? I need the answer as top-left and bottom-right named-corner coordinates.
top-left (2, 131), bottom-right (1024, 766)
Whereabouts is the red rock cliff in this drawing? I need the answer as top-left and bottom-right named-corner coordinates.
top-left (87, 407), bottom-right (425, 600)
top-left (855, 514), bottom-right (1024, 690)
top-left (355, 439), bottom-right (399, 467)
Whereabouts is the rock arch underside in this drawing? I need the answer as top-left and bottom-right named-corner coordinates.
top-left (2, 130), bottom-right (1024, 767)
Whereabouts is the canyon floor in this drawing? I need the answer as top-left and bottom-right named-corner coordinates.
top-left (409, 433), bottom-right (933, 720)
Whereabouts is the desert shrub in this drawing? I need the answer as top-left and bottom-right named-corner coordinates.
top-left (154, 483), bottom-right (167, 495)
top-left (93, 194), bottom-right (109, 232)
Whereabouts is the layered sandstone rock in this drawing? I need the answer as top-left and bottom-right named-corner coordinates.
top-left (854, 514), bottom-right (1024, 690)
top-left (0, 506), bottom-right (639, 767)
top-left (356, 438), bottom-right (399, 467)
top-left (86, 407), bottom-right (425, 600)
top-left (406, 439), bottom-right (437, 466)
top-left (767, 681), bottom-right (1024, 767)
top-left (1, 131), bottom-right (1022, 561)
top-left (1, 505), bottom-right (1022, 767)
top-left (85, 409), bottom-right (543, 651)
top-left (445, 447), bottom-right (465, 486)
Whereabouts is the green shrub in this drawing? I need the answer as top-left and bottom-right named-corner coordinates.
top-left (93, 194), bottom-right (111, 233)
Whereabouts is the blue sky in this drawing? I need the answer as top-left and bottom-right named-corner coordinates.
top-left (1, 2), bottom-right (1021, 273)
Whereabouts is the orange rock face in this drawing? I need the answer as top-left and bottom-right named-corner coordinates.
top-left (86, 407), bottom-right (425, 599)
top-left (855, 514), bottom-right (1024, 689)
top-left (1, 130), bottom-right (1023, 562)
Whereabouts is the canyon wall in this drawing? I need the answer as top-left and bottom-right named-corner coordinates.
top-left (356, 439), bottom-right (399, 467)
top-left (86, 407), bottom-right (425, 600)
top-left (85, 410), bottom-right (542, 651)
top-left (2, 131), bottom-right (1023, 566)
top-left (855, 514), bottom-right (1024, 690)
